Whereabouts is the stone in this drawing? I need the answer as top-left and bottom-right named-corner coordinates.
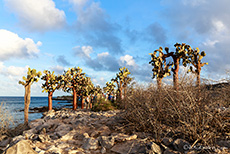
top-left (146, 142), bottom-right (162, 154)
top-left (82, 133), bottom-right (98, 150)
top-left (99, 136), bottom-right (115, 149)
top-left (101, 147), bottom-right (106, 154)
top-left (38, 134), bottom-right (51, 143)
top-left (11, 135), bottom-right (25, 145)
top-left (163, 149), bottom-right (180, 154)
top-left (113, 133), bottom-right (137, 142)
top-left (111, 140), bottom-right (146, 154)
top-left (162, 137), bottom-right (174, 146)
top-left (3, 140), bottom-right (37, 154)
top-left (28, 119), bottom-right (44, 129)
top-left (173, 139), bottom-right (191, 153)
top-left (0, 137), bottom-right (11, 147)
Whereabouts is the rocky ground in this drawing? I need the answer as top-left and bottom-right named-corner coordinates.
top-left (0, 109), bottom-right (229, 154)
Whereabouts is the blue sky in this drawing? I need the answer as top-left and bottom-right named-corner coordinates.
top-left (0, 0), bottom-right (229, 96)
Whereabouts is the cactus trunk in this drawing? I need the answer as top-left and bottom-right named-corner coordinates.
top-left (48, 92), bottom-right (53, 110)
top-left (157, 78), bottom-right (162, 90)
top-left (24, 83), bottom-right (31, 125)
top-left (173, 58), bottom-right (179, 91)
top-left (196, 63), bottom-right (201, 88)
top-left (81, 96), bottom-right (84, 109)
top-left (73, 89), bottom-right (77, 110)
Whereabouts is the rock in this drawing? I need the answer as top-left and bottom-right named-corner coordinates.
top-left (0, 137), bottom-right (11, 147)
top-left (111, 140), bottom-right (146, 154)
top-left (43, 110), bottom-right (55, 119)
top-left (56, 131), bottom-right (70, 138)
top-left (38, 134), bottom-right (51, 143)
top-left (113, 133), bottom-right (137, 142)
top-left (162, 137), bottom-right (174, 146)
top-left (101, 147), bottom-right (106, 154)
top-left (173, 139), bottom-right (190, 153)
top-left (3, 140), bottom-right (37, 154)
top-left (163, 149), bottom-right (180, 154)
top-left (28, 119), bottom-right (44, 129)
top-left (146, 142), bottom-right (162, 154)
top-left (99, 136), bottom-right (115, 149)
top-left (11, 135), bottom-right (25, 145)
top-left (82, 133), bottom-right (98, 150)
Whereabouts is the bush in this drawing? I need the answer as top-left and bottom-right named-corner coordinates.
top-left (124, 82), bottom-right (230, 147)
top-left (0, 102), bottom-right (14, 136)
top-left (91, 97), bottom-right (117, 112)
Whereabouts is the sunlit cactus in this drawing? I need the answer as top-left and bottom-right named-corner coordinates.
top-left (103, 81), bottom-right (116, 95)
top-left (62, 67), bottom-right (86, 110)
top-left (112, 67), bottom-right (133, 100)
top-left (41, 70), bottom-right (62, 111)
top-left (188, 47), bottom-right (208, 88)
top-left (149, 47), bottom-right (172, 89)
top-left (19, 67), bottom-right (42, 124)
top-left (166, 43), bottom-right (192, 90)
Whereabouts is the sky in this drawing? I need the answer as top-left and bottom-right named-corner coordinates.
top-left (0, 0), bottom-right (229, 96)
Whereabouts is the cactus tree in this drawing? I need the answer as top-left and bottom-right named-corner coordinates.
top-left (112, 67), bottom-right (133, 100)
top-left (103, 81), bottom-right (116, 95)
top-left (166, 43), bottom-right (191, 90)
top-left (149, 47), bottom-right (172, 89)
top-left (19, 68), bottom-right (42, 124)
top-left (188, 48), bottom-right (208, 88)
top-left (41, 70), bottom-right (62, 111)
top-left (62, 67), bottom-right (86, 110)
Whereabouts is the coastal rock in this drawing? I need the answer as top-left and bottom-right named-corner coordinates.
top-left (162, 137), bottom-right (174, 146)
top-left (82, 133), bottom-right (98, 150)
top-left (3, 140), bottom-right (37, 154)
top-left (173, 139), bottom-right (191, 153)
top-left (0, 137), bottom-right (11, 147)
top-left (99, 136), bottom-right (115, 149)
top-left (146, 142), bottom-right (162, 154)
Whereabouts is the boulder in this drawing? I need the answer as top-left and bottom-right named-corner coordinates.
top-left (82, 133), bottom-right (98, 150)
top-left (3, 140), bottom-right (37, 154)
top-left (99, 136), bottom-right (115, 149)
top-left (162, 137), bottom-right (174, 146)
top-left (173, 139), bottom-right (191, 153)
top-left (146, 142), bottom-right (162, 154)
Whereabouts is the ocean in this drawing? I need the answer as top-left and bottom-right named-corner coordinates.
top-left (0, 96), bottom-right (71, 126)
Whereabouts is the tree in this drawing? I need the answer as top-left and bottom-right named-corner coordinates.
top-left (149, 47), bottom-right (172, 90)
top-left (112, 67), bottom-right (133, 100)
top-left (166, 43), bottom-right (191, 90)
top-left (41, 70), bottom-right (62, 111)
top-left (103, 81), bottom-right (116, 96)
top-left (19, 68), bottom-right (42, 124)
top-left (188, 47), bottom-right (208, 88)
top-left (62, 67), bottom-right (86, 110)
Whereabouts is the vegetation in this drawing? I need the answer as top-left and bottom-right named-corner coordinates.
top-left (112, 67), bottom-right (133, 100)
top-left (41, 70), bottom-right (62, 110)
top-left (18, 68), bottom-right (42, 124)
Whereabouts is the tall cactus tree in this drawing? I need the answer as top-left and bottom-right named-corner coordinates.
top-left (62, 67), bottom-right (85, 110)
top-left (149, 47), bottom-right (172, 90)
top-left (103, 81), bottom-right (116, 95)
top-left (41, 70), bottom-right (62, 111)
top-left (112, 67), bottom-right (133, 100)
top-left (166, 43), bottom-right (191, 90)
top-left (19, 68), bottom-right (42, 124)
top-left (188, 48), bottom-right (208, 88)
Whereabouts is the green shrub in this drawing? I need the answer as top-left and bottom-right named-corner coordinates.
top-left (91, 97), bottom-right (117, 112)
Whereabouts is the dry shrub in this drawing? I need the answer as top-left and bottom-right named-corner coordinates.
top-left (91, 97), bottom-right (117, 112)
top-left (0, 102), bottom-right (14, 136)
top-left (123, 81), bottom-right (230, 147)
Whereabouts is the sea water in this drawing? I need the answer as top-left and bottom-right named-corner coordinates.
top-left (0, 96), bottom-right (71, 125)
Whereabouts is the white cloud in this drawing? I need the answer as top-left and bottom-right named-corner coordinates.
top-left (73, 46), bottom-right (93, 58)
top-left (119, 55), bottom-right (138, 68)
top-left (49, 65), bottom-right (65, 75)
top-left (0, 29), bottom-right (41, 61)
top-left (97, 52), bottom-right (109, 58)
top-left (4, 0), bottom-right (66, 32)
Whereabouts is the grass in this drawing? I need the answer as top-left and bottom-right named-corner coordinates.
top-left (122, 79), bottom-right (230, 151)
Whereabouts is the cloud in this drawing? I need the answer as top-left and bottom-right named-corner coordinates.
top-left (145, 23), bottom-right (167, 45)
top-left (56, 55), bottom-right (72, 66)
top-left (0, 29), bottom-right (41, 61)
top-left (161, 0), bottom-right (230, 77)
top-left (69, 0), bottom-right (123, 54)
top-left (4, 0), bottom-right (66, 32)
top-left (49, 65), bottom-right (65, 75)
top-left (73, 46), bottom-right (93, 58)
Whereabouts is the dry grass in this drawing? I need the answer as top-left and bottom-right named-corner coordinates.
top-left (123, 80), bottom-right (230, 148)
top-left (0, 102), bottom-right (14, 136)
